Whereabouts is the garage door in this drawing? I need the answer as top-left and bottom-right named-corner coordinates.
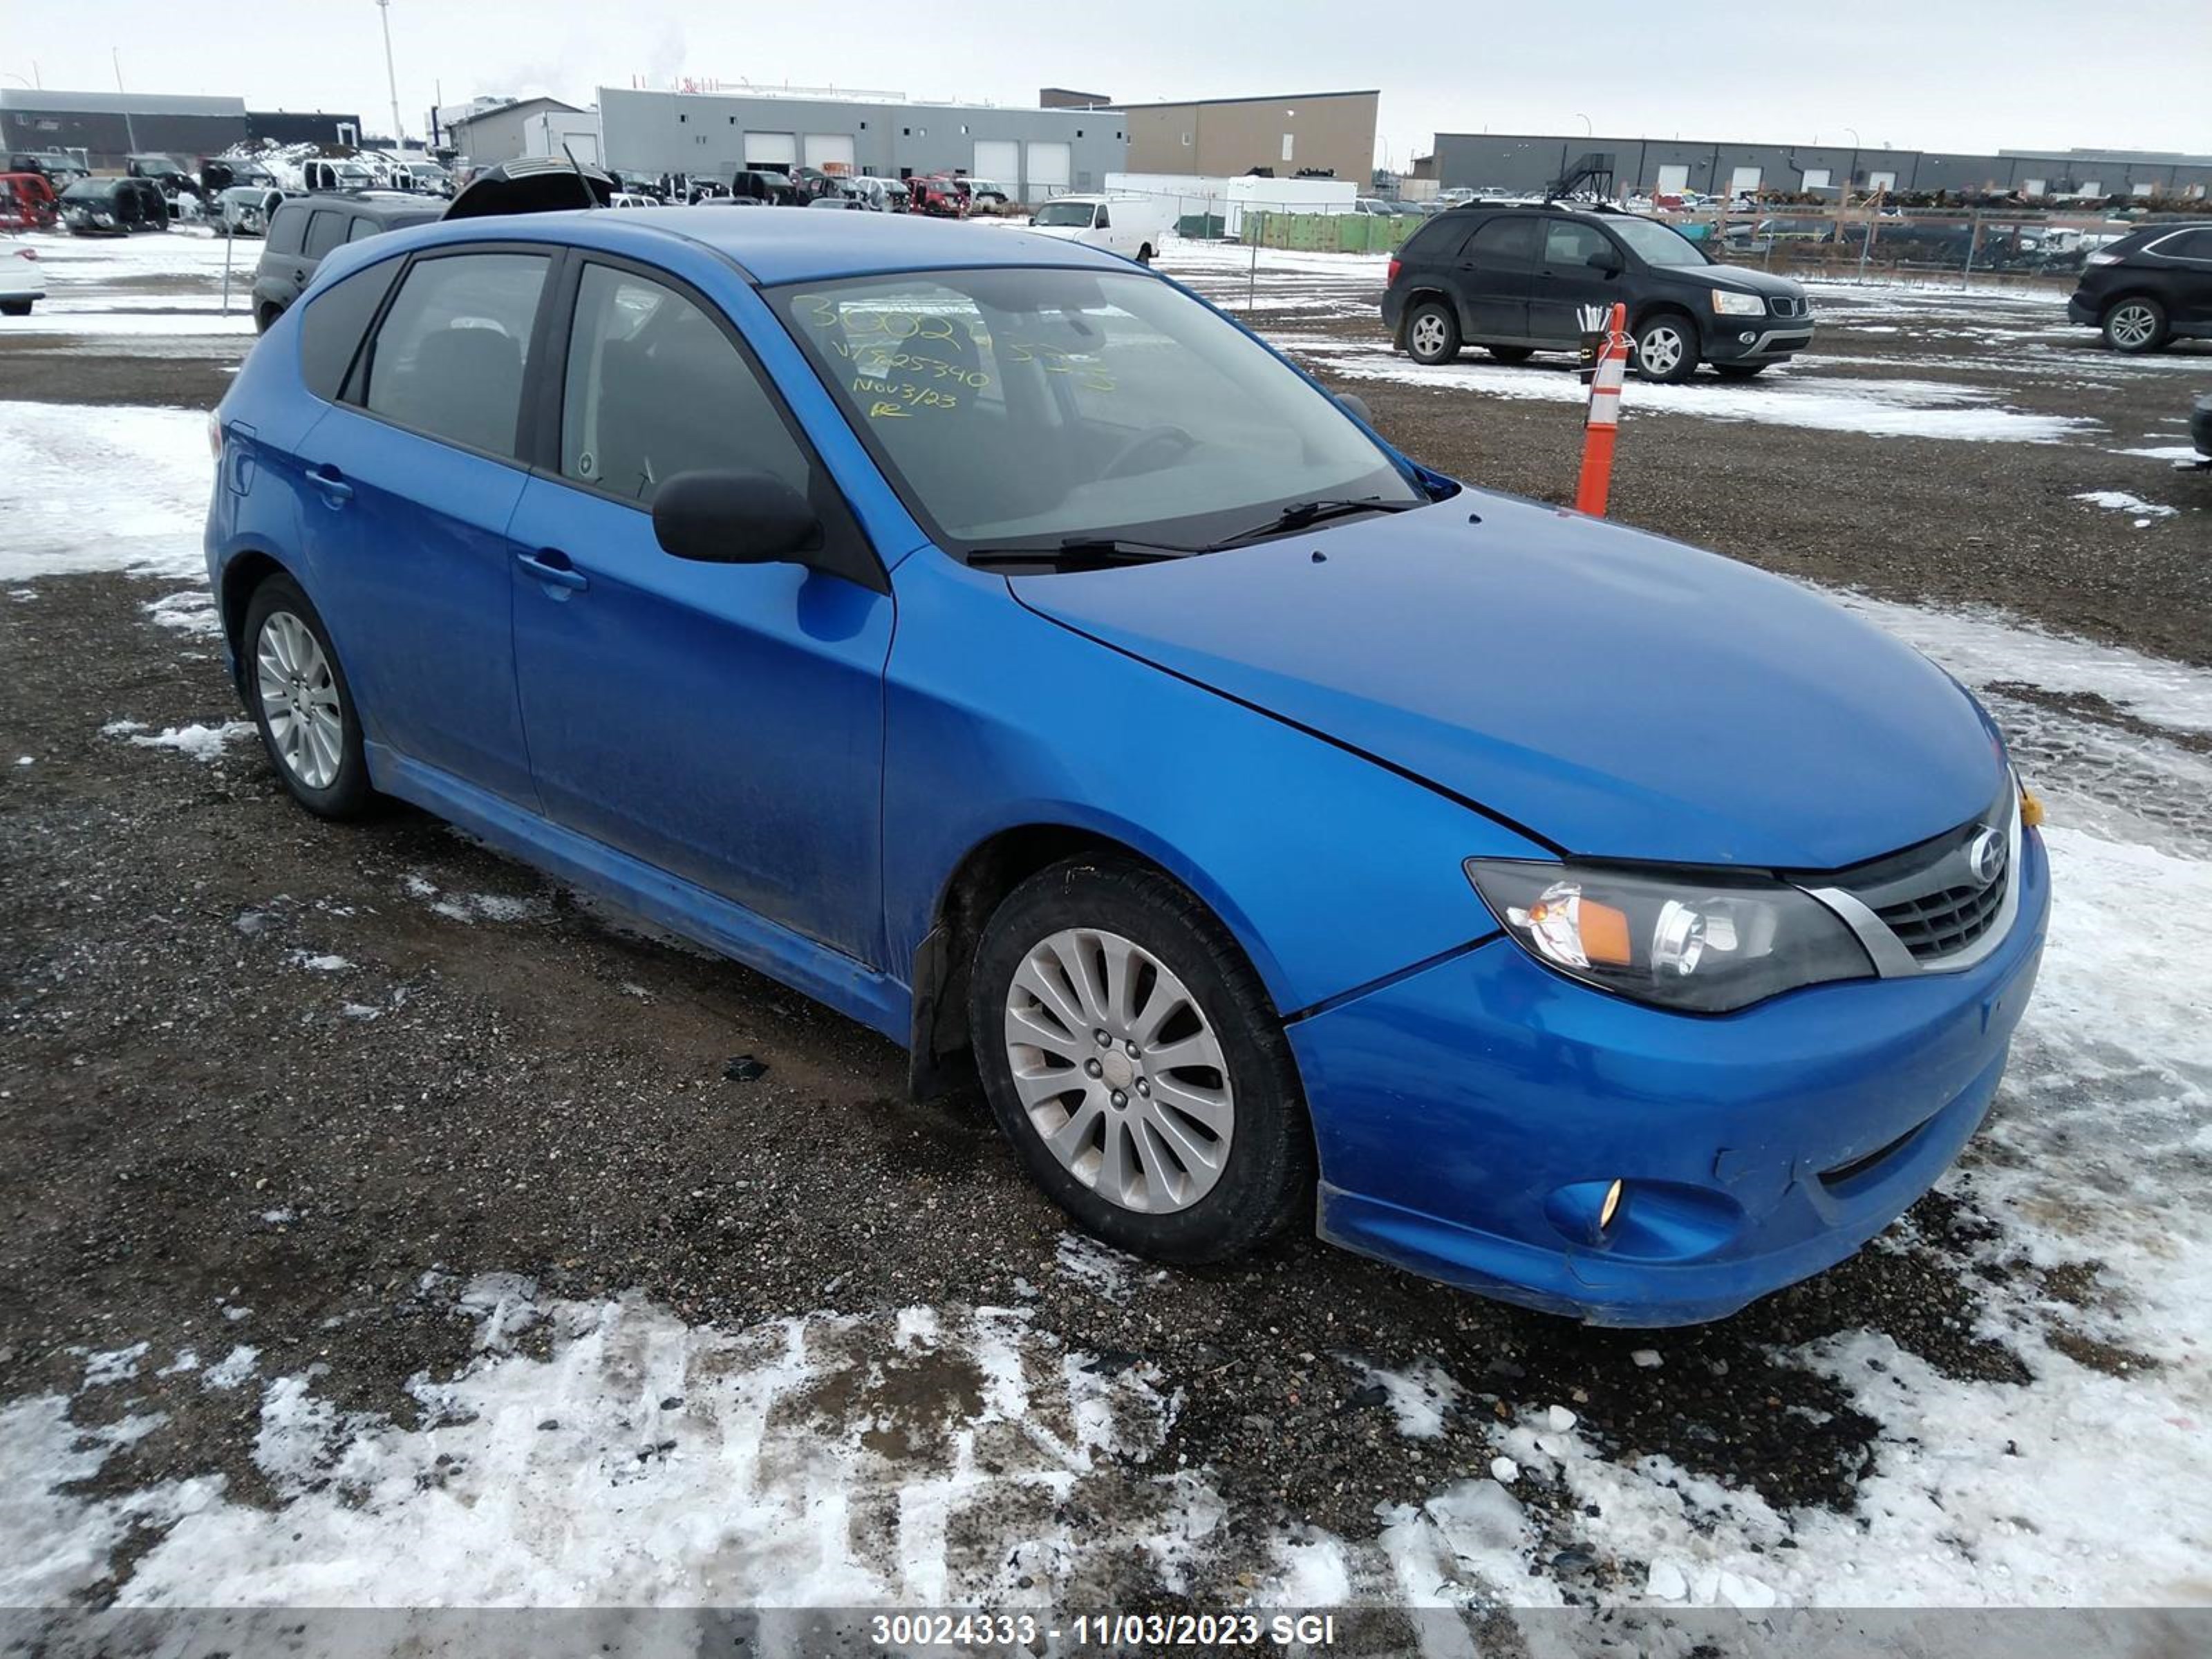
top-left (1730, 166), bottom-right (1762, 196)
top-left (1024, 140), bottom-right (1071, 197)
top-left (804, 133), bottom-right (856, 174)
top-left (1655, 164), bottom-right (1689, 195)
top-left (973, 138), bottom-right (1020, 187)
top-left (745, 131), bottom-right (797, 167)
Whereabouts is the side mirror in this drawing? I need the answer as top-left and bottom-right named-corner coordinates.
top-left (652, 469), bottom-right (821, 567)
top-left (1335, 392), bottom-right (1374, 426)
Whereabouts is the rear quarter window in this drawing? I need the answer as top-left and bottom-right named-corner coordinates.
top-left (265, 205), bottom-right (308, 255)
top-left (299, 258), bottom-right (403, 403)
top-left (1400, 215), bottom-right (1473, 261)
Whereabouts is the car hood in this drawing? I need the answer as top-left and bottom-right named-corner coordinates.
top-left (1010, 493), bottom-right (2001, 870)
top-left (1700, 263), bottom-right (1807, 299)
top-left (1024, 223), bottom-right (1089, 241)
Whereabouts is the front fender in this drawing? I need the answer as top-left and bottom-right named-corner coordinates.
top-left (882, 552), bottom-right (1539, 1018)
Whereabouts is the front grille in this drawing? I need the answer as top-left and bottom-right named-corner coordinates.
top-left (1769, 295), bottom-right (1803, 317)
top-left (1822, 782), bottom-right (2017, 966)
top-left (1875, 865), bottom-right (2009, 961)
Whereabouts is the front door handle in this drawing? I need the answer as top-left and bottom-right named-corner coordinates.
top-left (306, 464), bottom-right (353, 505)
top-left (515, 547), bottom-right (589, 592)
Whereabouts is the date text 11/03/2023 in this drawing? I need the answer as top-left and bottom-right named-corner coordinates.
top-left (868, 1612), bottom-right (1342, 1648)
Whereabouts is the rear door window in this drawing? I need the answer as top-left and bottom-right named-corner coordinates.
top-left (352, 251), bottom-right (550, 460)
top-left (1468, 216), bottom-right (1538, 268)
top-left (303, 209), bottom-right (348, 260)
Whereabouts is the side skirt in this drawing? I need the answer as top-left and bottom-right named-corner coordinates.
top-left (370, 744), bottom-right (911, 1045)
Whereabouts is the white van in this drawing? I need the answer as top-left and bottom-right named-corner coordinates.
top-left (1023, 194), bottom-right (1170, 264)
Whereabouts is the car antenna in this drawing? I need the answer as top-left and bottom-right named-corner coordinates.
top-left (562, 143), bottom-right (600, 209)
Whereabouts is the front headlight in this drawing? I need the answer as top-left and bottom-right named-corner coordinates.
top-left (1465, 860), bottom-right (1873, 1013)
top-left (1711, 288), bottom-right (1766, 317)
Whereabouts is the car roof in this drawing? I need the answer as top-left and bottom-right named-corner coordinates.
top-left (355, 204), bottom-right (1132, 285)
top-left (282, 191), bottom-right (439, 220)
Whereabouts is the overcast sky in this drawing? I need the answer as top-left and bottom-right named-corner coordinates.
top-left (6, 1), bottom-right (2208, 166)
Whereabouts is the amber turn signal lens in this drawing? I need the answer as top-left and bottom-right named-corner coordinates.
top-left (2020, 787), bottom-right (2044, 829)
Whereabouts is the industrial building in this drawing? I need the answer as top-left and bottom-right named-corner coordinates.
top-left (1121, 90), bottom-right (1378, 184)
top-left (0, 89), bottom-right (248, 168)
top-left (1417, 131), bottom-right (2212, 200)
top-left (442, 96), bottom-right (587, 169)
top-left (245, 110), bottom-right (367, 149)
top-left (597, 87), bottom-right (1127, 199)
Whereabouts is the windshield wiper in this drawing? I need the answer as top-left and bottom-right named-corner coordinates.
top-left (1206, 496), bottom-right (1424, 550)
top-left (966, 536), bottom-right (1194, 571)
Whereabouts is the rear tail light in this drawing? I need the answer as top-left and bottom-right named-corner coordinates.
top-left (1387, 257), bottom-right (1403, 285)
top-left (2087, 251), bottom-right (2120, 265)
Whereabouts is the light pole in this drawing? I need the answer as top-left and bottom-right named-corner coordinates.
top-left (376, 0), bottom-right (404, 147)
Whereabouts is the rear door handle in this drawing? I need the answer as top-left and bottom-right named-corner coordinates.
top-left (515, 547), bottom-right (589, 592)
top-left (306, 464), bottom-right (353, 505)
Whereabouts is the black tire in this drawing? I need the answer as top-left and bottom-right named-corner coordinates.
top-left (1714, 362), bottom-right (1767, 380)
top-left (968, 855), bottom-right (1315, 1265)
top-left (2101, 296), bottom-right (2168, 355)
top-left (1486, 344), bottom-right (1535, 364)
top-left (0, 300), bottom-right (29, 317)
top-left (255, 303), bottom-right (279, 335)
top-left (1136, 243), bottom-right (1154, 265)
top-left (1403, 297), bottom-right (1461, 364)
top-left (1632, 312), bottom-right (1702, 383)
top-left (240, 574), bottom-right (377, 819)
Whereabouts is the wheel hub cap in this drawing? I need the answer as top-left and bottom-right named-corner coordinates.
top-left (1003, 928), bottom-right (1234, 1215)
top-left (254, 610), bottom-right (342, 790)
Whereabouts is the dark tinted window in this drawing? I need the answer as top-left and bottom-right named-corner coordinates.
top-left (2153, 228), bottom-right (2212, 259)
top-left (1400, 214), bottom-right (1474, 261)
top-left (559, 263), bottom-right (812, 506)
top-left (1542, 221), bottom-right (1615, 268)
top-left (303, 209), bottom-right (348, 259)
top-left (355, 252), bottom-right (550, 459)
top-left (299, 258), bottom-right (402, 403)
top-left (266, 203), bottom-right (308, 254)
top-left (1468, 216), bottom-right (1538, 265)
top-left (347, 216), bottom-right (382, 243)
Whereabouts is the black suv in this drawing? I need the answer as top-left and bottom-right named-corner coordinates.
top-left (252, 193), bottom-right (442, 332)
top-left (1382, 204), bottom-right (1816, 382)
top-left (2066, 223), bottom-right (2212, 354)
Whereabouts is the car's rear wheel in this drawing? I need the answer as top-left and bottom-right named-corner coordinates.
top-left (2101, 297), bottom-right (2167, 354)
top-left (969, 856), bottom-right (1314, 1264)
top-left (1487, 344), bottom-right (1535, 364)
top-left (1714, 363), bottom-right (1767, 379)
top-left (1404, 299), bottom-right (1461, 364)
top-left (242, 575), bottom-right (375, 818)
top-left (1633, 314), bottom-right (1701, 382)
top-left (255, 303), bottom-right (279, 334)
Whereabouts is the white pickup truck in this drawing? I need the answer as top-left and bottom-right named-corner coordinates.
top-left (1022, 194), bottom-right (1171, 264)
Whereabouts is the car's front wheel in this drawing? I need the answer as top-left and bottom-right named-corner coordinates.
top-left (969, 856), bottom-right (1314, 1264)
top-left (242, 574), bottom-right (375, 818)
top-left (2101, 297), bottom-right (2167, 354)
top-left (1136, 242), bottom-right (1154, 265)
top-left (1633, 313), bottom-right (1701, 382)
top-left (1403, 299), bottom-right (1461, 364)
top-left (0, 301), bottom-right (30, 317)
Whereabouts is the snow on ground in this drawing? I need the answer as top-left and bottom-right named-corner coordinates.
top-left (6, 225), bottom-right (2212, 1620)
top-left (2072, 489), bottom-right (2178, 523)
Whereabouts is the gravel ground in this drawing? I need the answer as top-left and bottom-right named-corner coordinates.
top-left (2, 228), bottom-right (2209, 1622)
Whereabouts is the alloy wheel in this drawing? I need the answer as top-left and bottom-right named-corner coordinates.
top-left (1409, 313), bottom-right (1447, 358)
top-left (1002, 928), bottom-right (1234, 1215)
top-left (254, 610), bottom-right (344, 790)
top-left (2108, 303), bottom-right (2156, 350)
top-left (1640, 325), bottom-right (1685, 377)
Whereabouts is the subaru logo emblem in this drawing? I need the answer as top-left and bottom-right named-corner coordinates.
top-left (1966, 827), bottom-right (2006, 888)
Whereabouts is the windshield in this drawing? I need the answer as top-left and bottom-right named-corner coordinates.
top-left (62, 180), bottom-right (115, 201)
top-left (1607, 216), bottom-right (1709, 267)
top-left (1032, 200), bottom-right (1096, 227)
top-left (771, 267), bottom-right (1422, 556)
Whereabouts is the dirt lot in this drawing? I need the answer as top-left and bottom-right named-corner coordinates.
top-left (1, 228), bottom-right (2209, 1620)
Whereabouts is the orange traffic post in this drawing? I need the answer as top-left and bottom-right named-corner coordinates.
top-left (1575, 302), bottom-right (1629, 516)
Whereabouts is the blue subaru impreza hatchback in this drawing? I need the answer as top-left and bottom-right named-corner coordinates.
top-left (206, 203), bottom-right (2047, 1325)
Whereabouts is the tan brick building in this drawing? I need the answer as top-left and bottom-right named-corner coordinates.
top-left (1121, 90), bottom-right (1378, 183)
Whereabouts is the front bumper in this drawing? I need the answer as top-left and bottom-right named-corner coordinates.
top-left (1291, 826), bottom-right (2049, 1325)
top-left (2066, 290), bottom-right (2099, 326)
top-left (1703, 315), bottom-right (1815, 364)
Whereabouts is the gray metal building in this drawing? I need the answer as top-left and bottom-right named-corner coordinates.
top-left (0, 89), bottom-right (248, 169)
top-left (1422, 132), bottom-right (2212, 201)
top-left (444, 97), bottom-right (584, 169)
top-left (598, 87), bottom-right (1127, 199)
